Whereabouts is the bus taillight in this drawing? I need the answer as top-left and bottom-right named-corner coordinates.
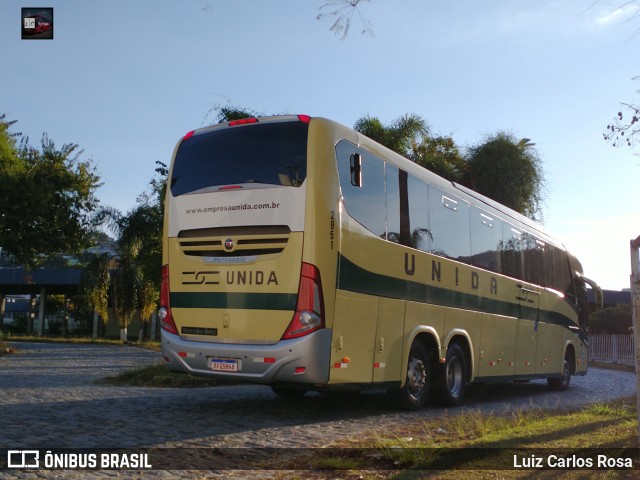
top-left (229, 118), bottom-right (259, 126)
top-left (159, 264), bottom-right (178, 335)
top-left (282, 263), bottom-right (325, 340)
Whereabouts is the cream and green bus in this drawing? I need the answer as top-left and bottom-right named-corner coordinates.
top-left (159, 115), bottom-right (601, 409)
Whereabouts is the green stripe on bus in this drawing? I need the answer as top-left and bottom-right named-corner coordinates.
top-left (337, 254), bottom-right (577, 331)
top-left (170, 292), bottom-right (297, 311)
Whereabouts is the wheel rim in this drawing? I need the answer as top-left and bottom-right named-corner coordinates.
top-left (406, 356), bottom-right (427, 399)
top-left (446, 355), bottom-right (464, 398)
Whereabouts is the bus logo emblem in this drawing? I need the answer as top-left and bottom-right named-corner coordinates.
top-left (224, 238), bottom-right (234, 251)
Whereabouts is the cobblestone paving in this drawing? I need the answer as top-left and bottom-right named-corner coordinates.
top-left (0, 342), bottom-right (636, 479)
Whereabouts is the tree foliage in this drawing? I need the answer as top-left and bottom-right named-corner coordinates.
top-left (411, 135), bottom-right (466, 182)
top-left (202, 104), bottom-right (262, 126)
top-left (604, 77), bottom-right (640, 147)
top-left (354, 114), bottom-right (429, 158)
top-left (462, 133), bottom-right (545, 220)
top-left (79, 254), bottom-right (111, 323)
top-left (80, 166), bottom-right (165, 339)
top-left (0, 118), bottom-right (102, 268)
top-left (589, 304), bottom-right (632, 334)
top-left (353, 114), bottom-right (546, 220)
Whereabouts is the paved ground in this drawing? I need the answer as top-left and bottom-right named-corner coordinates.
top-left (0, 341), bottom-right (637, 478)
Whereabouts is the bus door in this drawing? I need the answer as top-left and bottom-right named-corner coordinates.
top-left (504, 225), bottom-right (540, 376)
top-left (514, 283), bottom-right (540, 376)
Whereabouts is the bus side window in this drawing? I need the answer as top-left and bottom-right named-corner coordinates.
top-left (336, 141), bottom-right (387, 239)
top-left (523, 233), bottom-right (546, 286)
top-left (470, 207), bottom-right (501, 273)
top-left (428, 186), bottom-right (471, 261)
top-left (407, 175), bottom-right (430, 251)
top-left (501, 224), bottom-right (523, 280)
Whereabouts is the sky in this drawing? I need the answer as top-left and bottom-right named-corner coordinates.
top-left (1, 0), bottom-right (639, 291)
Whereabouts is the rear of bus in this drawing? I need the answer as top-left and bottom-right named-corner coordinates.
top-left (160, 115), bottom-right (335, 386)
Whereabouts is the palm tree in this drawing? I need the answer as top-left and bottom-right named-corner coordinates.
top-left (81, 172), bottom-right (163, 342)
top-left (354, 113), bottom-right (429, 157)
top-left (106, 200), bottom-right (162, 342)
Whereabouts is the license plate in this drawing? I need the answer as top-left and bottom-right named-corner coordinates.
top-left (209, 358), bottom-right (240, 372)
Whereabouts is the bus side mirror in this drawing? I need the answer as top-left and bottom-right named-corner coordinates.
top-left (350, 153), bottom-right (362, 187)
top-left (579, 273), bottom-right (604, 309)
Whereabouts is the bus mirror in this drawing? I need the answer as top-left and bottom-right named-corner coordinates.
top-left (350, 153), bottom-right (362, 187)
top-left (579, 274), bottom-right (604, 309)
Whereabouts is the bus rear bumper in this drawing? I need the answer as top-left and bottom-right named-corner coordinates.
top-left (161, 328), bottom-right (332, 385)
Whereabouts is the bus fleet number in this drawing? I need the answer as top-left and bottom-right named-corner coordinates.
top-left (330, 211), bottom-right (335, 249)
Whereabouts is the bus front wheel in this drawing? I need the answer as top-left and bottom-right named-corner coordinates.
top-left (547, 357), bottom-right (571, 391)
top-left (431, 343), bottom-right (467, 407)
top-left (390, 342), bottom-right (431, 410)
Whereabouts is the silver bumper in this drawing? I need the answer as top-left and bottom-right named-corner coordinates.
top-left (161, 328), bottom-right (332, 384)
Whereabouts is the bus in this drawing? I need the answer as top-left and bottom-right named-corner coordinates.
top-left (159, 115), bottom-right (602, 409)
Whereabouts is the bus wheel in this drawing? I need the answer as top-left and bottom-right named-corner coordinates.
top-left (431, 343), bottom-right (467, 407)
top-left (390, 342), bottom-right (431, 410)
top-left (271, 385), bottom-right (307, 398)
top-left (548, 357), bottom-right (571, 391)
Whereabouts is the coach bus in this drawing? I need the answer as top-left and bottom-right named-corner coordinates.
top-left (159, 115), bottom-right (601, 409)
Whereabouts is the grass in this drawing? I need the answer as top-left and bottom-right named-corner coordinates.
top-left (1, 333), bottom-right (160, 350)
top-left (99, 363), bottom-right (223, 388)
top-left (271, 397), bottom-right (639, 478)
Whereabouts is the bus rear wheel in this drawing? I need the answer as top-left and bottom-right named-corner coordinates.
top-left (548, 357), bottom-right (571, 391)
top-left (390, 342), bottom-right (431, 410)
top-left (430, 343), bottom-right (467, 407)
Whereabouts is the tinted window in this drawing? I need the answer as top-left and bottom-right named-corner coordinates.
top-left (502, 224), bottom-right (523, 279)
top-left (429, 188), bottom-right (471, 261)
top-left (171, 121), bottom-right (309, 196)
top-left (336, 141), bottom-right (386, 238)
top-left (470, 207), bottom-right (501, 273)
top-left (547, 246), bottom-right (575, 300)
top-left (523, 233), bottom-right (546, 286)
top-left (385, 164), bottom-right (402, 243)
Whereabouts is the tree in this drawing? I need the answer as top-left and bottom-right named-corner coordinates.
top-left (589, 304), bottom-right (632, 334)
top-left (79, 254), bottom-right (111, 326)
top-left (354, 113), bottom-right (430, 157)
top-left (202, 104), bottom-right (262, 126)
top-left (604, 76), bottom-right (640, 147)
top-left (411, 135), bottom-right (466, 182)
top-left (0, 122), bottom-right (102, 268)
top-left (94, 166), bottom-right (165, 341)
top-left (462, 132), bottom-right (545, 220)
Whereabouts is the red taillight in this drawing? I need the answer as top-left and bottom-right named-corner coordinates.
top-left (297, 114), bottom-right (311, 124)
top-left (229, 117), bottom-right (259, 126)
top-left (159, 264), bottom-right (178, 334)
top-left (282, 263), bottom-right (324, 340)
top-left (183, 130), bottom-right (195, 141)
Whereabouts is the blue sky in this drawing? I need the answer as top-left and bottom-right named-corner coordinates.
top-left (1, 0), bottom-right (639, 290)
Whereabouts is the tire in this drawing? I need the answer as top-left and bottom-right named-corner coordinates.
top-left (270, 385), bottom-right (307, 398)
top-left (548, 357), bottom-right (571, 391)
top-left (430, 343), bottom-right (467, 407)
top-left (389, 341), bottom-right (431, 411)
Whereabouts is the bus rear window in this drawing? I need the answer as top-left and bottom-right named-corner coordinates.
top-left (170, 121), bottom-right (309, 197)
